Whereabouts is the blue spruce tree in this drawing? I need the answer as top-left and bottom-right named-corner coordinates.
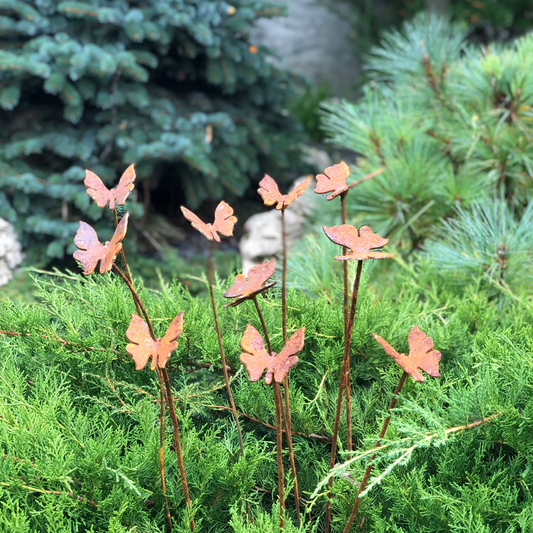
top-left (0, 1), bottom-right (304, 260)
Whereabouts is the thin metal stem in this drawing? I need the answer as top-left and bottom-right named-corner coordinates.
top-left (324, 259), bottom-right (363, 533)
top-left (273, 381), bottom-right (286, 530)
top-left (112, 265), bottom-right (153, 336)
top-left (207, 243), bottom-right (245, 458)
top-left (340, 192), bottom-right (352, 453)
top-left (158, 369), bottom-right (173, 532)
top-left (252, 296), bottom-right (272, 353)
top-left (113, 263), bottom-right (194, 530)
top-left (112, 208), bottom-right (137, 302)
top-left (162, 367), bottom-right (196, 531)
top-left (343, 371), bottom-right (408, 533)
top-left (281, 208), bottom-right (301, 526)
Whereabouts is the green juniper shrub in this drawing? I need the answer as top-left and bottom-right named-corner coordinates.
top-left (0, 261), bottom-right (532, 531)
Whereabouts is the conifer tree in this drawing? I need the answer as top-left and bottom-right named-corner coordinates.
top-left (321, 14), bottom-right (533, 252)
top-left (0, 1), bottom-right (304, 260)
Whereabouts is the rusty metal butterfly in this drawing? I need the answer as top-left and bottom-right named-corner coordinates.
top-left (373, 326), bottom-right (441, 382)
top-left (180, 201), bottom-right (237, 242)
top-left (314, 161), bottom-right (350, 200)
top-left (323, 224), bottom-right (394, 261)
top-left (258, 175), bottom-right (310, 210)
top-left (224, 260), bottom-right (277, 307)
top-left (240, 324), bottom-right (305, 384)
top-left (85, 165), bottom-right (136, 210)
top-left (73, 213), bottom-right (129, 275)
top-left (126, 312), bottom-right (185, 371)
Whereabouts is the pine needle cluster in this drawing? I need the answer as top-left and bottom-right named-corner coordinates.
top-left (321, 14), bottom-right (533, 251)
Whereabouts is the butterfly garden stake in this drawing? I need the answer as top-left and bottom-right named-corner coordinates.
top-left (322, 223), bottom-right (392, 533)
top-left (257, 174), bottom-right (310, 525)
top-left (77, 167), bottom-right (195, 531)
top-left (342, 326), bottom-right (441, 533)
top-left (84, 165), bottom-right (137, 283)
top-left (180, 202), bottom-right (246, 462)
top-left (125, 312), bottom-right (195, 533)
top-left (315, 162), bottom-right (384, 458)
top-left (240, 324), bottom-right (305, 529)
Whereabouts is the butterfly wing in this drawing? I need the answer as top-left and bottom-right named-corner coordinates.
top-left (126, 314), bottom-right (156, 370)
top-left (211, 201), bottom-right (237, 241)
top-left (240, 324), bottom-right (272, 382)
top-left (373, 333), bottom-right (406, 370)
top-left (155, 312), bottom-right (185, 370)
top-left (225, 261), bottom-right (276, 299)
top-left (112, 164), bottom-right (136, 208)
top-left (273, 327), bottom-right (305, 383)
top-left (285, 178), bottom-right (310, 207)
top-left (180, 206), bottom-right (214, 241)
top-left (314, 161), bottom-right (350, 200)
top-left (100, 213), bottom-right (129, 274)
top-left (258, 175), bottom-right (283, 210)
top-left (84, 170), bottom-right (113, 209)
top-left (406, 326), bottom-right (441, 382)
top-left (73, 222), bottom-right (107, 275)
top-left (323, 225), bottom-right (359, 253)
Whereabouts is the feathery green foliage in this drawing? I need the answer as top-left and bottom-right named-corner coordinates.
top-left (321, 14), bottom-right (533, 251)
top-left (0, 0), bottom-right (304, 262)
top-left (1, 260), bottom-right (532, 531)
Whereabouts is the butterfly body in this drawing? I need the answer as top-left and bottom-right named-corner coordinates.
top-left (373, 325), bottom-right (441, 382)
top-left (126, 312), bottom-right (185, 371)
top-left (224, 260), bottom-right (276, 307)
top-left (85, 165), bottom-right (136, 210)
top-left (314, 161), bottom-right (350, 200)
top-left (181, 201), bottom-right (237, 242)
top-left (240, 324), bottom-right (304, 384)
top-left (323, 224), bottom-right (393, 261)
top-left (73, 213), bottom-right (129, 275)
top-left (258, 175), bottom-right (309, 210)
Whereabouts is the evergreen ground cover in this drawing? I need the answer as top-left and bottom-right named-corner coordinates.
top-left (0, 260), bottom-right (531, 531)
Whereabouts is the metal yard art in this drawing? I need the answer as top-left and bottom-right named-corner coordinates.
top-left (223, 260), bottom-right (277, 307)
top-left (62, 158), bottom-right (464, 533)
top-left (342, 326), bottom-right (442, 533)
top-left (73, 214), bottom-right (129, 275)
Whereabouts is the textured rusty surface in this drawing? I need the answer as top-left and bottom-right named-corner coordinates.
top-left (224, 260), bottom-right (277, 307)
top-left (373, 325), bottom-right (441, 382)
top-left (323, 224), bottom-right (394, 261)
top-left (314, 161), bottom-right (350, 200)
top-left (240, 324), bottom-right (304, 384)
top-left (258, 174), bottom-right (310, 210)
top-left (180, 201), bottom-right (237, 242)
top-left (73, 213), bottom-right (129, 275)
top-left (125, 312), bottom-right (185, 371)
top-left (85, 164), bottom-right (136, 210)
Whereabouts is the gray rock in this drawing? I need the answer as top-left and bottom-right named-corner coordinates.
top-left (0, 218), bottom-right (23, 286)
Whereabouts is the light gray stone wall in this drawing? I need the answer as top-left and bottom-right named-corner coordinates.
top-left (251, 0), bottom-right (360, 95)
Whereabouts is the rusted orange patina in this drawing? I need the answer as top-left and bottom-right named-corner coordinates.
top-left (126, 312), bottom-right (185, 371)
top-left (85, 165), bottom-right (136, 210)
top-left (258, 175), bottom-right (310, 210)
top-left (240, 324), bottom-right (305, 384)
top-left (224, 260), bottom-right (276, 307)
top-left (73, 213), bottom-right (129, 275)
top-left (373, 326), bottom-right (441, 383)
top-left (323, 224), bottom-right (394, 261)
top-left (180, 201), bottom-right (237, 242)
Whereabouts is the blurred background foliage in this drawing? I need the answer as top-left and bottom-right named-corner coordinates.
top-left (0, 0), bottom-right (306, 265)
